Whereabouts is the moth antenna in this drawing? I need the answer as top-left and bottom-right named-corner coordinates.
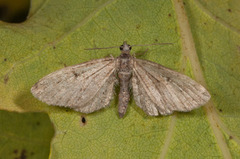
top-left (131, 43), bottom-right (174, 47)
top-left (84, 46), bottom-right (120, 50)
top-left (84, 42), bottom-right (173, 50)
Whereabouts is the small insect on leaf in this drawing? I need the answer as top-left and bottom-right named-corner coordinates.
top-left (31, 42), bottom-right (211, 118)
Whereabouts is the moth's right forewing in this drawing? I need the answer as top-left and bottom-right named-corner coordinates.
top-left (131, 58), bottom-right (211, 116)
top-left (31, 58), bottom-right (117, 113)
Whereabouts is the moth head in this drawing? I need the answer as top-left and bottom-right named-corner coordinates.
top-left (120, 41), bottom-right (132, 52)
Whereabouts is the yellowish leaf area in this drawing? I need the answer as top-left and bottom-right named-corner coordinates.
top-left (0, 0), bottom-right (239, 158)
top-left (0, 110), bottom-right (54, 158)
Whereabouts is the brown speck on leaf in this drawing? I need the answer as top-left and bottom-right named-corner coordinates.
top-left (80, 116), bottom-right (87, 126)
top-left (227, 9), bottom-right (232, 12)
top-left (13, 149), bottom-right (18, 154)
top-left (53, 46), bottom-right (56, 49)
top-left (219, 109), bottom-right (222, 112)
top-left (168, 13), bottom-right (171, 17)
top-left (136, 24), bottom-right (141, 29)
top-left (229, 136), bottom-right (233, 139)
top-left (4, 58), bottom-right (7, 62)
top-left (183, 2), bottom-right (186, 5)
top-left (4, 74), bottom-right (9, 84)
top-left (20, 149), bottom-right (27, 159)
top-left (155, 39), bottom-right (158, 42)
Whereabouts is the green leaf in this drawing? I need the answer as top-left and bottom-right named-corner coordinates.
top-left (1, 0), bottom-right (240, 158)
top-left (0, 110), bottom-right (54, 159)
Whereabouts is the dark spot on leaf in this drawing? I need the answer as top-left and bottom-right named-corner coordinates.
top-left (204, 22), bottom-right (207, 25)
top-left (36, 121), bottom-right (40, 126)
top-left (183, 2), bottom-right (186, 5)
top-left (82, 117), bottom-right (86, 123)
top-left (81, 116), bottom-right (87, 126)
top-left (13, 149), bottom-right (18, 154)
top-left (4, 58), bottom-right (7, 62)
top-left (30, 152), bottom-right (34, 156)
top-left (229, 136), bottom-right (233, 139)
top-left (4, 74), bottom-right (9, 84)
top-left (168, 13), bottom-right (171, 17)
top-left (155, 39), bottom-right (158, 42)
top-left (20, 149), bottom-right (27, 159)
top-left (63, 63), bottom-right (67, 67)
top-left (53, 46), bottom-right (56, 49)
top-left (227, 9), bottom-right (232, 12)
top-left (219, 109), bottom-right (222, 112)
top-left (136, 24), bottom-right (141, 29)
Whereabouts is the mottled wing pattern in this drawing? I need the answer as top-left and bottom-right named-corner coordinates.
top-left (132, 58), bottom-right (211, 116)
top-left (31, 58), bottom-right (117, 113)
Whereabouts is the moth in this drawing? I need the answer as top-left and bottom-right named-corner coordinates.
top-left (31, 41), bottom-right (211, 118)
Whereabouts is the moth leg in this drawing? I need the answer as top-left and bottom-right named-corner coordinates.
top-left (134, 48), bottom-right (149, 57)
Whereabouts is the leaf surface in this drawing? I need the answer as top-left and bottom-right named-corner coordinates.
top-left (0, 0), bottom-right (240, 158)
top-left (0, 110), bottom-right (54, 159)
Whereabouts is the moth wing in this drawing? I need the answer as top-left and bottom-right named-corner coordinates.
top-left (31, 58), bottom-right (117, 113)
top-left (132, 58), bottom-right (211, 116)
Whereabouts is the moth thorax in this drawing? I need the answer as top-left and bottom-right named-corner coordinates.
top-left (120, 52), bottom-right (131, 57)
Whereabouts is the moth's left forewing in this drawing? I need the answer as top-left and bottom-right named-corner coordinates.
top-left (131, 58), bottom-right (211, 116)
top-left (31, 58), bottom-right (117, 113)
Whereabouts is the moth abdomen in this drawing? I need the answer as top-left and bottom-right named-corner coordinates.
top-left (118, 72), bottom-right (132, 118)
